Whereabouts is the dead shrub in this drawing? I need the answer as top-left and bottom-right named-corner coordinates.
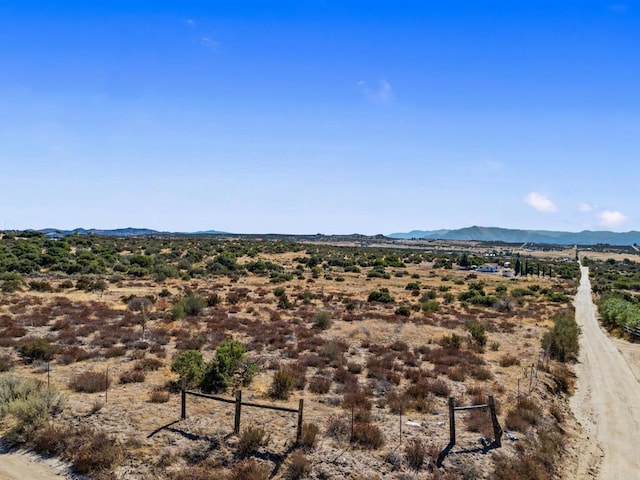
top-left (30, 422), bottom-right (65, 455)
top-left (0, 353), bottom-right (14, 372)
top-left (309, 375), bottom-right (331, 394)
top-left (227, 459), bottom-right (270, 480)
top-left (499, 354), bottom-right (520, 367)
top-left (69, 370), bottom-right (110, 393)
top-left (119, 369), bottom-right (146, 384)
top-left (285, 450), bottom-right (312, 480)
top-left (351, 422), bottom-right (384, 449)
top-left (269, 370), bottom-right (295, 400)
top-left (505, 398), bottom-right (541, 432)
top-left (67, 429), bottom-right (123, 475)
top-left (326, 415), bottom-right (349, 440)
top-left (297, 422), bottom-right (319, 451)
top-left (405, 438), bottom-right (426, 470)
top-left (149, 387), bottom-right (170, 403)
top-left (238, 425), bottom-right (268, 458)
top-left (104, 346), bottom-right (127, 358)
top-left (134, 357), bottom-right (163, 371)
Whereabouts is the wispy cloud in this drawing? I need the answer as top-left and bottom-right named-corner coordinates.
top-left (525, 192), bottom-right (557, 213)
top-left (357, 80), bottom-right (394, 103)
top-left (598, 210), bottom-right (627, 228)
top-left (200, 36), bottom-right (220, 51)
top-left (578, 202), bottom-right (593, 212)
top-left (185, 19), bottom-right (196, 27)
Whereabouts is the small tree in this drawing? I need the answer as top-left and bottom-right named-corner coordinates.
top-left (171, 350), bottom-right (204, 389)
top-left (201, 339), bottom-right (251, 393)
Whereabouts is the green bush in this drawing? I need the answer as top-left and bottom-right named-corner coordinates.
top-left (468, 322), bottom-right (487, 347)
top-left (18, 338), bottom-right (56, 363)
top-left (201, 339), bottom-right (250, 393)
top-left (312, 310), bottom-right (332, 330)
top-left (367, 288), bottom-right (395, 303)
top-left (171, 350), bottom-right (204, 388)
top-left (542, 314), bottom-right (579, 362)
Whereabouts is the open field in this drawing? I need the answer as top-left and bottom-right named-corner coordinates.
top-left (0, 234), bottom-right (583, 479)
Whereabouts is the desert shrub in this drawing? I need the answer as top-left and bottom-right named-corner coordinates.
top-left (29, 280), bottom-right (53, 292)
top-left (183, 293), bottom-right (206, 316)
top-left (285, 450), bottom-right (312, 480)
top-left (149, 387), bottom-right (170, 403)
top-left (227, 459), bottom-right (270, 480)
top-left (395, 305), bottom-right (411, 317)
top-left (367, 288), bottom-right (395, 303)
top-left (297, 422), bottom-right (319, 451)
top-left (500, 354), bottom-right (520, 367)
top-left (351, 422), bottom-right (384, 449)
top-left (18, 338), bottom-right (56, 363)
top-left (439, 334), bottom-right (462, 349)
top-left (505, 398), bottom-right (541, 432)
top-left (405, 438), bottom-right (426, 470)
top-left (312, 310), bottom-right (332, 329)
top-left (550, 364), bottom-right (575, 393)
top-left (425, 378), bottom-right (451, 397)
top-left (119, 369), bottom-right (146, 384)
top-left (269, 369), bottom-right (295, 399)
top-left (238, 424), bottom-right (268, 458)
top-left (201, 339), bottom-right (252, 393)
top-left (542, 313), bottom-right (579, 362)
top-left (104, 346), bottom-right (127, 358)
top-left (135, 357), bottom-right (163, 372)
top-left (0, 376), bottom-right (65, 445)
top-left (67, 429), bottom-right (123, 475)
top-left (30, 422), bottom-right (65, 455)
top-left (468, 321), bottom-right (487, 347)
top-left (0, 353), bottom-right (14, 372)
top-left (69, 370), bottom-right (110, 393)
top-left (171, 349), bottom-right (204, 389)
top-left (309, 375), bottom-right (331, 394)
top-left (326, 415), bottom-right (350, 440)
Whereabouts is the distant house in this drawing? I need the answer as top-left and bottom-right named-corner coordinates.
top-left (44, 232), bottom-right (63, 240)
top-left (477, 263), bottom-right (499, 273)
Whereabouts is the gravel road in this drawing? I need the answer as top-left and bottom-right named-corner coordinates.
top-left (570, 266), bottom-right (640, 479)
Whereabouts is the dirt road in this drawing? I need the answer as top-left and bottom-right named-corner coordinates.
top-left (0, 445), bottom-right (68, 480)
top-left (570, 266), bottom-right (640, 479)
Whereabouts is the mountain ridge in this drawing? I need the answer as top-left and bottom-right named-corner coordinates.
top-left (389, 226), bottom-right (640, 245)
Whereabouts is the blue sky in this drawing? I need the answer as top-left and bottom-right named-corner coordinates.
top-left (1, 1), bottom-right (639, 234)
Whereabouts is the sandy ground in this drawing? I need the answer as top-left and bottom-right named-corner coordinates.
top-left (0, 444), bottom-right (69, 480)
top-left (569, 266), bottom-right (640, 479)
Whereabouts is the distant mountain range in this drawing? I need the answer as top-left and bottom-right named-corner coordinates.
top-left (31, 226), bottom-right (640, 246)
top-left (38, 228), bottom-right (227, 237)
top-left (388, 226), bottom-right (640, 246)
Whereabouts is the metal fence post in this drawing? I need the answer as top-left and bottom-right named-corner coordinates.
top-left (234, 390), bottom-right (242, 435)
top-left (448, 397), bottom-right (456, 446)
top-left (296, 399), bottom-right (304, 443)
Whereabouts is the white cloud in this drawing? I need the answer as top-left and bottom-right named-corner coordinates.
top-left (185, 19), bottom-right (196, 26)
top-left (598, 210), bottom-right (627, 228)
top-left (525, 192), bottom-right (557, 213)
top-left (200, 36), bottom-right (220, 50)
top-left (357, 80), bottom-right (394, 102)
top-left (578, 202), bottom-right (593, 212)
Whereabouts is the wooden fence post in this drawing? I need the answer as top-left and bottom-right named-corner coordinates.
top-left (105, 367), bottom-right (108, 404)
top-left (181, 382), bottom-right (186, 420)
top-left (448, 397), bottom-right (456, 446)
top-left (234, 390), bottom-right (242, 435)
top-left (489, 395), bottom-right (502, 447)
top-left (296, 399), bottom-right (304, 443)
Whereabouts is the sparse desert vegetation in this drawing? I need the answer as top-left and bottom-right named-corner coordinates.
top-left (0, 231), bottom-right (583, 478)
